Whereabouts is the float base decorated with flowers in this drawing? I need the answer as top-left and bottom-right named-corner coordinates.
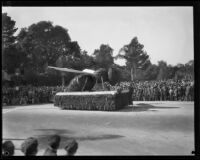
top-left (54, 90), bottom-right (132, 111)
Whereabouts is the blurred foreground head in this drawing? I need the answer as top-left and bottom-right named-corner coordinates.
top-left (2, 140), bottom-right (15, 156)
top-left (43, 134), bottom-right (61, 156)
top-left (48, 134), bottom-right (61, 150)
top-left (64, 139), bottom-right (78, 156)
top-left (21, 137), bottom-right (38, 156)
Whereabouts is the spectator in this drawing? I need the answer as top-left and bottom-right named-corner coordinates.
top-left (21, 137), bottom-right (38, 156)
top-left (43, 134), bottom-right (61, 156)
top-left (2, 140), bottom-right (15, 156)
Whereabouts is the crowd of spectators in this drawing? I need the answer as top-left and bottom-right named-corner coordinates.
top-left (2, 135), bottom-right (78, 156)
top-left (104, 79), bottom-right (194, 101)
top-left (2, 79), bottom-right (194, 106)
top-left (2, 85), bottom-right (64, 106)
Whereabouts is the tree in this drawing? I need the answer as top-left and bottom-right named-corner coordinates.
top-left (144, 64), bottom-right (159, 80)
top-left (2, 13), bottom-right (18, 71)
top-left (55, 53), bottom-right (84, 86)
top-left (156, 61), bottom-right (168, 80)
top-left (2, 13), bottom-right (18, 50)
top-left (68, 41), bottom-right (82, 58)
top-left (166, 64), bottom-right (176, 80)
top-left (67, 41), bottom-right (85, 70)
top-left (108, 64), bottom-right (124, 85)
top-left (55, 55), bottom-right (68, 86)
top-left (185, 60), bottom-right (194, 80)
top-left (174, 61), bottom-right (194, 80)
top-left (2, 45), bottom-right (26, 74)
top-left (93, 44), bottom-right (114, 69)
top-left (17, 21), bottom-right (71, 74)
top-left (118, 66), bottom-right (131, 81)
top-left (116, 37), bottom-right (150, 81)
top-left (80, 50), bottom-right (95, 69)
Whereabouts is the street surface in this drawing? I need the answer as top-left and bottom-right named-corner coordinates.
top-left (3, 101), bottom-right (194, 155)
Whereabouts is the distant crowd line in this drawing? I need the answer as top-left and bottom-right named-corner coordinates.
top-left (2, 135), bottom-right (78, 156)
top-left (99, 79), bottom-right (194, 101)
top-left (2, 86), bottom-right (63, 106)
top-left (2, 79), bottom-right (194, 106)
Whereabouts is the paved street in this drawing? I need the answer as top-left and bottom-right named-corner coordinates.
top-left (3, 101), bottom-right (194, 155)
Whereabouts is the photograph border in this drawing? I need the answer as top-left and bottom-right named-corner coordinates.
top-left (1, 1), bottom-right (200, 159)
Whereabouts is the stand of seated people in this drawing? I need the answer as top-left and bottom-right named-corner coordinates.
top-left (2, 135), bottom-right (78, 156)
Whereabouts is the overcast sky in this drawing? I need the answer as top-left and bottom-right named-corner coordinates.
top-left (2, 7), bottom-right (193, 66)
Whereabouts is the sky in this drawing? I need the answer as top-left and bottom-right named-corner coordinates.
top-left (2, 7), bottom-right (194, 66)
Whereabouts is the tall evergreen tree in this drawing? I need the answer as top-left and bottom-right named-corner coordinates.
top-left (2, 13), bottom-right (18, 71)
top-left (116, 37), bottom-right (150, 81)
top-left (2, 13), bottom-right (18, 49)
